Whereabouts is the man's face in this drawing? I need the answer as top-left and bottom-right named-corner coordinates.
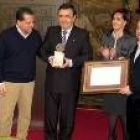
top-left (136, 20), bottom-right (140, 41)
top-left (57, 8), bottom-right (76, 30)
top-left (17, 14), bottom-right (35, 34)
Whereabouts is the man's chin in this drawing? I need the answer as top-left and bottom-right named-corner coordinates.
top-left (137, 36), bottom-right (140, 41)
top-left (61, 25), bottom-right (72, 30)
top-left (26, 30), bottom-right (32, 34)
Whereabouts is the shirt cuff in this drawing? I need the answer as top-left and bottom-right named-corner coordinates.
top-left (69, 59), bottom-right (73, 67)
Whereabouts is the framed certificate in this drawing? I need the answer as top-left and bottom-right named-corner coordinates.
top-left (82, 60), bottom-right (129, 94)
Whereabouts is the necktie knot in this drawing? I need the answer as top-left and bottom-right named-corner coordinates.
top-left (63, 30), bottom-right (67, 36)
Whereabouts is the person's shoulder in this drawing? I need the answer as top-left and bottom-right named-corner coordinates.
top-left (44, 26), bottom-right (60, 35)
top-left (103, 30), bottom-right (112, 37)
top-left (1, 26), bottom-right (16, 34)
top-left (0, 26), bottom-right (16, 37)
top-left (32, 28), bottom-right (39, 33)
top-left (123, 32), bottom-right (137, 46)
top-left (123, 32), bottom-right (135, 39)
top-left (100, 30), bottom-right (112, 42)
top-left (32, 29), bottom-right (41, 37)
top-left (73, 26), bottom-right (88, 34)
top-left (124, 32), bottom-right (137, 41)
top-left (73, 26), bottom-right (90, 38)
top-left (47, 26), bottom-right (60, 31)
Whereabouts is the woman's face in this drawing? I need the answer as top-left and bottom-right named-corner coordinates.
top-left (112, 12), bottom-right (126, 31)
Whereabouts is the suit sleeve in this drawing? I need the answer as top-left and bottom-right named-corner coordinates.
top-left (72, 31), bottom-right (93, 67)
top-left (127, 37), bottom-right (137, 58)
top-left (0, 32), bottom-right (6, 83)
top-left (36, 31), bottom-right (43, 58)
top-left (40, 27), bottom-right (53, 63)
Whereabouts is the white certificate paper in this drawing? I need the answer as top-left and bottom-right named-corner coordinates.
top-left (90, 66), bottom-right (121, 86)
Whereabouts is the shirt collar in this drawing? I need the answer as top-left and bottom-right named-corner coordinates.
top-left (16, 25), bottom-right (31, 38)
top-left (112, 30), bottom-right (123, 40)
top-left (62, 26), bottom-right (73, 35)
top-left (137, 41), bottom-right (140, 48)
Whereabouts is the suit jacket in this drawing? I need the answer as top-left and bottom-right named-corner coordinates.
top-left (41, 26), bottom-right (93, 93)
top-left (101, 31), bottom-right (136, 59)
top-left (129, 45), bottom-right (140, 94)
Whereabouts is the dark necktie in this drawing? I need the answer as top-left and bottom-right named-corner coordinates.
top-left (62, 30), bottom-right (67, 44)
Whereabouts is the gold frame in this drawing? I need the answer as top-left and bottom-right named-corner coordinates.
top-left (82, 60), bottom-right (129, 94)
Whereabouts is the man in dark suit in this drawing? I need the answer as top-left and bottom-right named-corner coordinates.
top-left (41, 3), bottom-right (93, 140)
top-left (120, 19), bottom-right (140, 140)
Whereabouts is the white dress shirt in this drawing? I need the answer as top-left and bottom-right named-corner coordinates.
top-left (16, 25), bottom-right (31, 38)
top-left (61, 27), bottom-right (72, 42)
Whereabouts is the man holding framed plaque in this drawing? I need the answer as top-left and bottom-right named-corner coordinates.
top-left (41, 3), bottom-right (93, 140)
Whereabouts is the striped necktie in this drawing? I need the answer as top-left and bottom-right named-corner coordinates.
top-left (62, 30), bottom-right (67, 44)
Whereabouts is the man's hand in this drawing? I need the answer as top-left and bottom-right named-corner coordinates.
top-left (49, 56), bottom-right (72, 68)
top-left (119, 85), bottom-right (132, 96)
top-left (62, 58), bottom-right (72, 68)
top-left (0, 83), bottom-right (6, 97)
top-left (48, 56), bottom-right (54, 67)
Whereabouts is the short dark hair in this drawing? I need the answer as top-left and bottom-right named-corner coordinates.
top-left (57, 3), bottom-right (77, 16)
top-left (111, 8), bottom-right (131, 23)
top-left (16, 7), bottom-right (34, 21)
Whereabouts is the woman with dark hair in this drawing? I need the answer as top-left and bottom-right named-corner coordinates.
top-left (100, 8), bottom-right (136, 60)
top-left (99, 8), bottom-right (137, 139)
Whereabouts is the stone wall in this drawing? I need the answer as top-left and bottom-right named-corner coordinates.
top-left (0, 0), bottom-right (66, 36)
